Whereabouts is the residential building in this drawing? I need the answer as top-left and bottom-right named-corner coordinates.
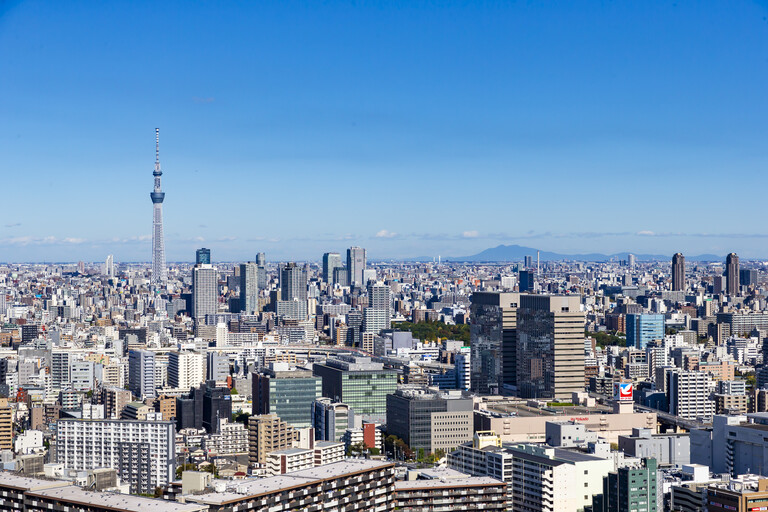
top-left (55, 419), bottom-right (176, 494)
top-left (394, 476), bottom-right (508, 512)
top-left (186, 459), bottom-right (394, 512)
top-left (726, 252), bottom-right (740, 295)
top-left (168, 351), bottom-right (205, 390)
top-left (668, 369), bottom-right (715, 420)
top-left (672, 253), bottom-right (685, 291)
top-left (192, 264), bottom-right (217, 321)
top-left (248, 414), bottom-right (298, 464)
top-left (128, 349), bottom-right (156, 399)
top-left (239, 262), bottom-right (259, 314)
top-left (0, 399), bottom-right (11, 451)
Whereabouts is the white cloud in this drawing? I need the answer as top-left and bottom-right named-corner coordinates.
top-left (637, 230), bottom-right (655, 236)
top-left (375, 229), bottom-right (398, 239)
top-left (462, 230), bottom-right (479, 238)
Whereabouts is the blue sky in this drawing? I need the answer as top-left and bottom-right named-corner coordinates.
top-left (1, 1), bottom-right (768, 262)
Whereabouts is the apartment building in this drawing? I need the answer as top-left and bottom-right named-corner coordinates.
top-left (55, 419), bottom-right (175, 494)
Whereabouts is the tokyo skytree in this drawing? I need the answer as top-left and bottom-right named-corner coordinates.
top-left (150, 128), bottom-right (167, 286)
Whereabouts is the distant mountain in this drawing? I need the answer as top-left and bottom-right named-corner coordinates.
top-left (446, 244), bottom-right (722, 262)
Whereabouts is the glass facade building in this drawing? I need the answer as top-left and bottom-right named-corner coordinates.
top-left (313, 356), bottom-right (397, 424)
top-left (626, 314), bottom-right (665, 349)
top-left (253, 365), bottom-right (321, 429)
top-left (469, 292), bottom-right (519, 395)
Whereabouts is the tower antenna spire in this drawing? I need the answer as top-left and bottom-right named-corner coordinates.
top-left (155, 128), bottom-right (160, 164)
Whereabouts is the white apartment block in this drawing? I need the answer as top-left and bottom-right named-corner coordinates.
top-left (168, 351), bottom-right (205, 390)
top-left (56, 419), bottom-right (175, 495)
top-left (202, 419), bottom-right (248, 455)
top-left (668, 369), bottom-right (715, 420)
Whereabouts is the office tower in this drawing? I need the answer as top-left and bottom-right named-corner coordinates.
top-left (252, 363), bottom-right (322, 429)
top-left (149, 128), bottom-right (167, 286)
top-left (524, 255), bottom-right (533, 268)
top-left (385, 387), bottom-right (473, 453)
top-left (323, 252), bottom-right (342, 284)
top-left (469, 291), bottom-right (519, 394)
top-left (56, 418), bottom-right (175, 494)
top-left (128, 349), bottom-right (156, 399)
top-left (50, 350), bottom-right (71, 391)
top-left (203, 382), bottom-right (232, 434)
top-left (626, 314), bottom-right (665, 349)
top-left (672, 253), bottom-right (685, 291)
top-left (516, 295), bottom-right (585, 400)
top-left (333, 267), bottom-right (349, 287)
top-left (592, 458), bottom-right (660, 512)
top-left (196, 247), bottom-right (211, 265)
top-left (740, 268), bottom-right (758, 287)
top-left (628, 253), bottom-right (637, 269)
top-left (168, 351), bottom-right (205, 390)
top-left (21, 324), bottom-right (38, 344)
top-left (727, 252), bottom-right (740, 295)
top-left (192, 264), bottom-right (217, 320)
top-left (256, 252), bottom-right (267, 289)
top-left (239, 262), bottom-right (259, 314)
top-left (0, 399), bottom-right (11, 451)
top-left (280, 263), bottom-right (307, 301)
top-left (312, 398), bottom-right (350, 442)
top-left (518, 270), bottom-right (535, 292)
top-left (714, 275), bottom-right (726, 295)
top-left (347, 309), bottom-right (363, 346)
top-left (248, 414), bottom-right (299, 464)
top-left (104, 254), bottom-right (114, 277)
top-left (347, 246), bottom-right (366, 287)
top-left (207, 351), bottom-right (229, 381)
top-left (313, 355), bottom-right (398, 424)
top-left (667, 369), bottom-right (714, 420)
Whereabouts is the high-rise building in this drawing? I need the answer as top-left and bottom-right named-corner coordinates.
top-left (196, 247), bottom-right (211, 265)
top-left (518, 270), bottom-right (535, 292)
top-left (672, 253), bottom-right (685, 291)
top-left (50, 350), bottom-right (71, 391)
top-left (469, 292), bottom-right (519, 395)
top-left (347, 246), bottom-right (366, 287)
top-left (727, 252), bottom-right (740, 295)
top-left (128, 350), bottom-right (156, 400)
top-left (667, 369), bottom-right (714, 420)
top-left (239, 262), bottom-right (259, 314)
top-left (313, 355), bottom-right (398, 424)
top-left (364, 282), bottom-right (391, 334)
top-left (386, 387), bottom-right (473, 453)
top-left (168, 351), bottom-right (205, 390)
top-left (280, 263), bottom-right (307, 301)
top-left (252, 363), bottom-right (322, 429)
top-left (628, 253), bottom-right (637, 269)
top-left (626, 314), bottom-right (665, 349)
top-left (312, 398), bottom-right (350, 442)
top-left (104, 254), bottom-right (114, 278)
top-left (592, 458), bottom-right (660, 512)
top-left (150, 128), bottom-right (167, 287)
top-left (56, 418), bottom-right (175, 494)
top-left (323, 252), bottom-right (342, 284)
top-left (516, 295), bottom-right (585, 400)
top-left (207, 351), bottom-right (230, 382)
top-left (248, 414), bottom-right (299, 464)
top-left (256, 252), bottom-right (267, 289)
top-left (192, 264), bottom-right (217, 321)
top-left (0, 399), bottom-right (11, 451)
top-left (740, 268), bottom-right (758, 287)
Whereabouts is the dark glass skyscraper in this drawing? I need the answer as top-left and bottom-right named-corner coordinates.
top-left (196, 248), bottom-right (211, 265)
top-left (469, 291), bottom-right (519, 394)
top-left (726, 252), bottom-right (740, 295)
top-left (672, 253), bottom-right (685, 291)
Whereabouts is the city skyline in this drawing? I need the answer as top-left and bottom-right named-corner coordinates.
top-left (2, 1), bottom-right (768, 261)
